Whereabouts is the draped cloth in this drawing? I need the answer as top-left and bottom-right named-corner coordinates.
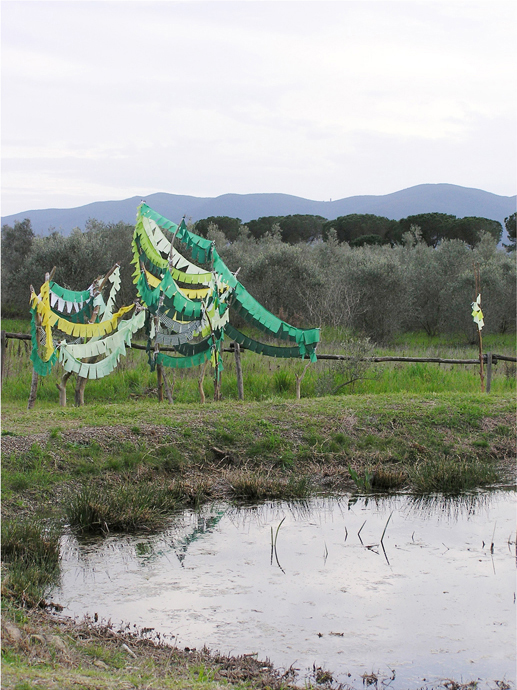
top-left (224, 323), bottom-right (317, 362)
top-left (29, 275), bottom-right (138, 377)
top-left (134, 203), bottom-right (320, 358)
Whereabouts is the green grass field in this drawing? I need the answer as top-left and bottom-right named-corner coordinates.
top-left (1, 320), bottom-right (515, 405)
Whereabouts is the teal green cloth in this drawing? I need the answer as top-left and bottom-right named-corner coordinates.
top-left (174, 335), bottom-right (214, 358)
top-left (51, 300), bottom-right (95, 324)
top-left (174, 331), bottom-right (225, 357)
top-left (231, 283), bottom-right (320, 347)
top-left (137, 268), bottom-right (207, 320)
top-left (29, 307), bottom-right (57, 376)
top-left (136, 272), bottom-right (161, 313)
top-left (139, 204), bottom-right (214, 265)
top-left (161, 289), bottom-right (205, 320)
top-left (224, 323), bottom-right (317, 361)
top-left (156, 348), bottom-right (212, 369)
top-left (49, 281), bottom-right (91, 303)
top-left (212, 248), bottom-right (238, 288)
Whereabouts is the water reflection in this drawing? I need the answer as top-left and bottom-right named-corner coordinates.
top-left (54, 490), bottom-right (516, 689)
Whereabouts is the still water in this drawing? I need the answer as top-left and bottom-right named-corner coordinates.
top-left (52, 491), bottom-right (516, 688)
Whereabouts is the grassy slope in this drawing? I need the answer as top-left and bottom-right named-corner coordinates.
top-left (2, 393), bottom-right (515, 522)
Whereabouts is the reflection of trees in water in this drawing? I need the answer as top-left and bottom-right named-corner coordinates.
top-left (62, 508), bottom-right (228, 569)
top-left (171, 510), bottom-right (226, 566)
top-left (61, 532), bottom-right (136, 570)
top-left (347, 488), bottom-right (515, 523)
top-left (63, 489), bottom-right (515, 571)
top-left (405, 488), bottom-right (515, 521)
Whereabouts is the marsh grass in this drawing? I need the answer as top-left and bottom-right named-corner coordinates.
top-left (370, 466), bottom-right (407, 491)
top-left (64, 481), bottom-right (185, 533)
top-left (1, 519), bottom-right (60, 606)
top-left (409, 456), bottom-right (500, 494)
top-left (228, 472), bottom-right (310, 502)
top-left (348, 465), bottom-right (374, 492)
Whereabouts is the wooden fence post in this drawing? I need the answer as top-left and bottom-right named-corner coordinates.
top-left (486, 352), bottom-right (492, 394)
top-left (56, 371), bottom-right (73, 407)
top-left (1, 331), bottom-right (7, 386)
top-left (234, 342), bottom-right (244, 400)
top-left (198, 360), bottom-right (209, 403)
top-left (157, 362), bottom-right (164, 402)
top-left (162, 367), bottom-right (174, 404)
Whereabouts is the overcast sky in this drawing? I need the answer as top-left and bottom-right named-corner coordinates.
top-left (2, 0), bottom-right (516, 216)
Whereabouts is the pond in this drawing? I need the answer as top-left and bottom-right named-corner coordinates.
top-left (51, 490), bottom-right (516, 689)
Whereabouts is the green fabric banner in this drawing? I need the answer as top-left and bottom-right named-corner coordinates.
top-left (51, 300), bottom-right (96, 324)
top-left (212, 248), bottom-right (238, 289)
top-left (134, 218), bottom-right (169, 269)
top-left (49, 281), bottom-right (91, 304)
top-left (230, 283), bottom-right (320, 348)
top-left (137, 270), bottom-right (207, 320)
top-left (174, 333), bottom-right (222, 358)
top-left (139, 204), bottom-right (214, 265)
top-left (224, 323), bottom-right (317, 361)
top-left (156, 347), bottom-right (212, 370)
top-left (131, 236), bottom-right (163, 283)
top-left (132, 234), bottom-right (212, 288)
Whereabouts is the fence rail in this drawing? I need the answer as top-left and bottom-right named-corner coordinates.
top-left (2, 330), bottom-right (516, 397)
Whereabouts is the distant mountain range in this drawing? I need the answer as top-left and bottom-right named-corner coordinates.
top-left (2, 184), bottom-right (515, 238)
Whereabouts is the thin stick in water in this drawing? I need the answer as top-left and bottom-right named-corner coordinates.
top-left (357, 519), bottom-right (366, 545)
top-left (380, 512), bottom-right (393, 546)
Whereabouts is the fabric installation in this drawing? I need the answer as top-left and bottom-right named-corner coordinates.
top-left (29, 266), bottom-right (142, 379)
top-left (133, 203), bottom-right (319, 372)
top-left (29, 203), bottom-right (320, 381)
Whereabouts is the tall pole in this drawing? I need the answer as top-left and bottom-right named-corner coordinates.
top-left (474, 264), bottom-right (485, 393)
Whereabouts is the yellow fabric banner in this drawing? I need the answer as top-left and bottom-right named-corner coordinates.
top-left (144, 268), bottom-right (211, 299)
top-left (53, 304), bottom-right (135, 338)
top-left (31, 283), bottom-right (135, 340)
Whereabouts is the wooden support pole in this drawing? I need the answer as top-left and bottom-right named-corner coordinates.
top-left (162, 368), bottom-right (174, 404)
top-left (153, 312), bottom-right (164, 402)
top-left (234, 342), bottom-right (244, 400)
top-left (198, 360), bottom-right (209, 404)
top-left (213, 344), bottom-right (222, 402)
top-left (157, 362), bottom-right (164, 402)
top-left (486, 352), bottom-right (492, 394)
top-left (74, 264), bottom-right (120, 406)
top-left (213, 366), bottom-right (222, 401)
top-left (1, 331), bottom-right (7, 386)
top-left (28, 307), bottom-right (42, 410)
top-left (474, 264), bottom-right (485, 393)
top-left (295, 360), bottom-right (313, 400)
top-left (56, 371), bottom-right (73, 407)
top-left (28, 369), bottom-right (39, 409)
top-left (477, 329), bottom-right (485, 393)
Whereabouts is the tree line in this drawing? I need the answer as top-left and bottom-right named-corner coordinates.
top-left (194, 211), bottom-right (513, 248)
top-left (2, 212), bottom-right (515, 342)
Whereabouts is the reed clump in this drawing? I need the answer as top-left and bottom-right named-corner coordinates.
top-left (1, 518), bottom-right (60, 606)
top-left (370, 466), bottom-right (408, 491)
top-left (408, 456), bottom-right (500, 494)
top-left (64, 480), bottom-right (185, 533)
top-left (228, 471), bottom-right (310, 502)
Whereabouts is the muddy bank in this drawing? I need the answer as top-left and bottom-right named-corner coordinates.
top-left (2, 605), bottom-right (301, 690)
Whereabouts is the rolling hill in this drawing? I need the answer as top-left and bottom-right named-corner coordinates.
top-left (2, 184), bottom-right (515, 237)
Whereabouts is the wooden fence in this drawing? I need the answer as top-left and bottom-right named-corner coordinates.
top-left (1, 330), bottom-right (516, 397)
